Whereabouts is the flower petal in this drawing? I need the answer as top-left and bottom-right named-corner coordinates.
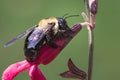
top-left (68, 59), bottom-right (87, 79)
top-left (60, 59), bottom-right (87, 80)
top-left (28, 65), bottom-right (46, 80)
top-left (2, 60), bottom-right (31, 80)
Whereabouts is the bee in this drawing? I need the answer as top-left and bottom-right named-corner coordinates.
top-left (4, 14), bottom-right (79, 62)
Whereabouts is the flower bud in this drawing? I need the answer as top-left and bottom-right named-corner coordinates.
top-left (89, 0), bottom-right (98, 15)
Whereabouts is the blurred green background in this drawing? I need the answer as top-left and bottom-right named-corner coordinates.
top-left (0, 0), bottom-right (120, 80)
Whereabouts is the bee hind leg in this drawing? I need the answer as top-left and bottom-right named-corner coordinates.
top-left (47, 41), bottom-right (58, 48)
top-left (45, 35), bottom-right (58, 49)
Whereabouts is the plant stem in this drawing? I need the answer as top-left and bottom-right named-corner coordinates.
top-left (86, 0), bottom-right (97, 80)
top-left (87, 27), bottom-right (94, 80)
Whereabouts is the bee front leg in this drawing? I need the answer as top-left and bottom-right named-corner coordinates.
top-left (57, 29), bottom-right (73, 39)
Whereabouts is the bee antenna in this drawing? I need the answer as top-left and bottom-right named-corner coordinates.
top-left (63, 14), bottom-right (80, 20)
top-left (62, 13), bottom-right (69, 18)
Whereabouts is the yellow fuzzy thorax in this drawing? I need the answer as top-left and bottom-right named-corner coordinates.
top-left (38, 17), bottom-right (58, 27)
top-left (38, 17), bottom-right (59, 34)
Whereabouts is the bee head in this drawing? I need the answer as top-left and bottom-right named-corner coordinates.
top-left (57, 18), bottom-right (69, 30)
top-left (57, 14), bottom-right (80, 30)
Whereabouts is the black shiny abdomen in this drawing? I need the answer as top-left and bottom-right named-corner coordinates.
top-left (24, 28), bottom-right (58, 62)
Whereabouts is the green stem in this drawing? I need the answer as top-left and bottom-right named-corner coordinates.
top-left (87, 27), bottom-right (94, 80)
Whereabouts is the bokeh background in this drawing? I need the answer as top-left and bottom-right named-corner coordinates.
top-left (0, 0), bottom-right (120, 80)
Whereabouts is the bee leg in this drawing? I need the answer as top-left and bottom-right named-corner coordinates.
top-left (45, 35), bottom-right (58, 49)
top-left (24, 48), bottom-right (39, 62)
top-left (57, 29), bottom-right (73, 39)
top-left (47, 41), bottom-right (58, 48)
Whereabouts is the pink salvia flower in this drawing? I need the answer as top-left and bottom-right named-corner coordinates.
top-left (2, 23), bottom-right (82, 80)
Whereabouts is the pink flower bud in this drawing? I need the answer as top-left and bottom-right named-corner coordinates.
top-left (89, 0), bottom-right (98, 15)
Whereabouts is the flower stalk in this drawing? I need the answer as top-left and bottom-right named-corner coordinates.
top-left (86, 0), bottom-right (98, 80)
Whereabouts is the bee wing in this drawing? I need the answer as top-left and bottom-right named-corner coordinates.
top-left (27, 23), bottom-right (55, 48)
top-left (4, 25), bottom-right (37, 47)
top-left (27, 29), bottom-right (45, 48)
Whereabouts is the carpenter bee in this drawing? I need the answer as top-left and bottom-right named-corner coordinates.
top-left (4, 14), bottom-right (79, 62)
